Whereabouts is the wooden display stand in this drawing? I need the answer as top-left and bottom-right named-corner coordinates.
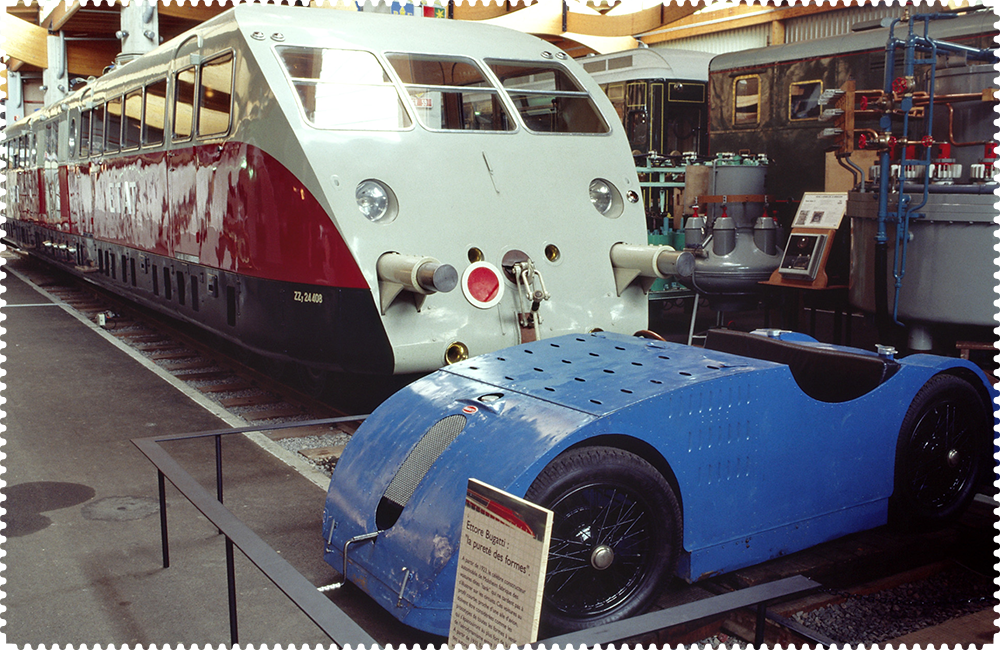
top-left (763, 192), bottom-right (849, 291)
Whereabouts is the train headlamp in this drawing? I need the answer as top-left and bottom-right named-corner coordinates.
top-left (589, 178), bottom-right (623, 218)
top-left (356, 180), bottom-right (395, 224)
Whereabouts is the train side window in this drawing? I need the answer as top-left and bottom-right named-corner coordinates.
top-left (80, 109), bottom-right (91, 157)
top-left (488, 60), bottom-right (609, 134)
top-left (789, 80), bottom-right (823, 121)
top-left (174, 66), bottom-right (197, 141)
top-left (733, 75), bottom-right (760, 127)
top-left (144, 78), bottom-right (167, 146)
top-left (68, 118), bottom-right (77, 158)
top-left (668, 82), bottom-right (706, 104)
top-left (198, 51), bottom-right (234, 138)
top-left (123, 89), bottom-right (143, 149)
top-left (92, 103), bottom-right (106, 155)
top-left (106, 96), bottom-right (123, 153)
top-left (388, 54), bottom-right (512, 132)
top-left (278, 47), bottom-right (412, 130)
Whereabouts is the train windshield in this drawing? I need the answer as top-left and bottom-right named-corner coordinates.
top-left (487, 60), bottom-right (609, 134)
top-left (277, 47), bottom-right (413, 130)
top-left (385, 53), bottom-right (514, 132)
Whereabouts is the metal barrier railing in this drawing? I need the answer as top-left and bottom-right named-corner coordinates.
top-left (135, 417), bottom-right (824, 648)
top-left (132, 416), bottom-right (375, 647)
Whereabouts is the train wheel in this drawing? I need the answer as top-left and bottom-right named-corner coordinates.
top-left (890, 374), bottom-right (990, 528)
top-left (525, 446), bottom-right (680, 635)
top-left (296, 366), bottom-right (330, 399)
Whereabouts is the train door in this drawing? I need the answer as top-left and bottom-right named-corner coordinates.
top-left (42, 120), bottom-right (61, 229)
top-left (142, 77), bottom-right (169, 256)
top-left (167, 48), bottom-right (235, 265)
top-left (625, 81), bottom-right (650, 153)
top-left (73, 97), bottom-right (96, 240)
top-left (665, 81), bottom-right (707, 155)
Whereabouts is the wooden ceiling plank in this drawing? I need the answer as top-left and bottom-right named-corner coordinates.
top-left (641, 3), bottom-right (841, 45)
top-left (452, 1), bottom-right (534, 22)
top-left (67, 40), bottom-right (120, 78)
top-left (1, 12), bottom-right (49, 69)
top-left (937, 0), bottom-right (969, 12)
top-left (157, 1), bottom-right (233, 23)
top-left (40, 0), bottom-right (82, 32)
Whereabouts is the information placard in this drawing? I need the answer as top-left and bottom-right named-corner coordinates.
top-left (448, 479), bottom-right (553, 646)
top-left (791, 192), bottom-right (848, 230)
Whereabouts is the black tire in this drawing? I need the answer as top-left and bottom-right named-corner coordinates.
top-left (525, 446), bottom-right (681, 635)
top-left (890, 374), bottom-right (990, 527)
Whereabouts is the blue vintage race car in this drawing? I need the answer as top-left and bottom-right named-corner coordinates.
top-left (322, 329), bottom-right (995, 637)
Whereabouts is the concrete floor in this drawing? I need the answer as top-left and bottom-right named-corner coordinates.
top-left (2, 256), bottom-right (440, 647)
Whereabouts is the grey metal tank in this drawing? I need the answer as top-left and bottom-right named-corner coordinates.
top-left (848, 63), bottom-right (998, 350)
top-left (681, 153), bottom-right (783, 310)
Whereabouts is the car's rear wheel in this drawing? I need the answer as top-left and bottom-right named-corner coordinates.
top-left (891, 374), bottom-right (990, 527)
top-left (525, 446), bottom-right (681, 635)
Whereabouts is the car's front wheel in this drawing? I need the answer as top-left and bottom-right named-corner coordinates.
top-left (526, 446), bottom-right (681, 635)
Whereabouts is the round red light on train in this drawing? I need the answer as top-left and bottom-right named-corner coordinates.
top-left (461, 262), bottom-right (504, 309)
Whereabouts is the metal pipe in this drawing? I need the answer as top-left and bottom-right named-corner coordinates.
top-left (158, 470), bottom-right (170, 569)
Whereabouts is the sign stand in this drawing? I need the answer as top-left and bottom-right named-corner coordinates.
top-left (764, 192), bottom-right (849, 290)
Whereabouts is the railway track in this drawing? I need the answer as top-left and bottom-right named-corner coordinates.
top-left (6, 248), bottom-right (367, 475)
top-left (636, 491), bottom-right (997, 647)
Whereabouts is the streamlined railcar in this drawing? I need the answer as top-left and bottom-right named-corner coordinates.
top-left (5, 4), bottom-right (690, 377)
top-left (707, 8), bottom-right (997, 203)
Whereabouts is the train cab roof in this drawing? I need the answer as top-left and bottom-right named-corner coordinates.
top-left (579, 47), bottom-right (713, 84)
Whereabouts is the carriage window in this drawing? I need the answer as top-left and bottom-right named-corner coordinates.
top-left (106, 96), bottom-right (123, 153)
top-left (278, 47), bottom-right (411, 130)
top-left (144, 78), bottom-right (167, 146)
top-left (123, 89), bottom-right (143, 148)
top-left (68, 118), bottom-right (78, 157)
top-left (733, 75), bottom-right (760, 126)
top-left (92, 103), bottom-right (106, 155)
top-left (789, 80), bottom-right (823, 121)
top-left (488, 60), bottom-right (609, 134)
top-left (387, 54), bottom-right (511, 131)
top-left (174, 66), bottom-right (196, 140)
top-left (80, 109), bottom-right (91, 157)
top-left (199, 52), bottom-right (234, 137)
top-left (669, 82), bottom-right (706, 104)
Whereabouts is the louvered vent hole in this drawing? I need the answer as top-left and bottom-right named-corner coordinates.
top-left (376, 414), bottom-right (467, 529)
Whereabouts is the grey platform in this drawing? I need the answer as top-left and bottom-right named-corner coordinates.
top-left (2, 253), bottom-right (437, 647)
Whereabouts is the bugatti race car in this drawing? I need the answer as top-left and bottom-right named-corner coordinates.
top-left (322, 329), bottom-right (995, 637)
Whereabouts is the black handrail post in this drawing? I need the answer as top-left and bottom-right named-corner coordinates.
top-left (216, 433), bottom-right (224, 536)
top-left (158, 470), bottom-right (170, 569)
top-left (226, 535), bottom-right (239, 646)
top-left (755, 602), bottom-right (767, 645)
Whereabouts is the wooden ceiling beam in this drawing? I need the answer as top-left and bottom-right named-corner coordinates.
top-left (1, 11), bottom-right (49, 69)
top-left (157, 1), bottom-right (234, 23)
top-left (452, 1), bottom-right (534, 22)
top-left (937, 0), bottom-right (969, 12)
top-left (67, 40), bottom-right (121, 78)
top-left (640, 2), bottom-right (846, 45)
top-left (39, 0), bottom-right (82, 32)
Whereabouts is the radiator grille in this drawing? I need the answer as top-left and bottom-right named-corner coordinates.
top-left (383, 414), bottom-right (467, 508)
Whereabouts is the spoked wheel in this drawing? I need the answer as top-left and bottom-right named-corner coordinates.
top-left (295, 365), bottom-right (330, 399)
top-left (526, 446), bottom-right (681, 635)
top-left (891, 374), bottom-right (990, 527)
